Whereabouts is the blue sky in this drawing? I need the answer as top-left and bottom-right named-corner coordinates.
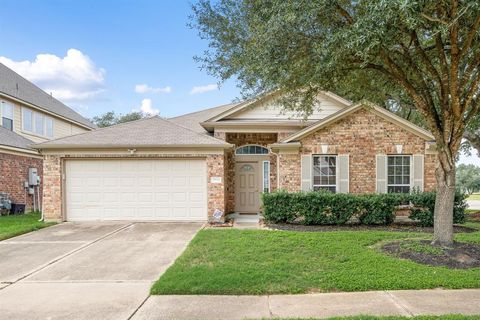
top-left (0, 0), bottom-right (240, 118)
top-left (0, 0), bottom-right (478, 165)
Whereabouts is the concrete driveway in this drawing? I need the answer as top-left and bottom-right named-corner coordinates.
top-left (0, 222), bottom-right (201, 320)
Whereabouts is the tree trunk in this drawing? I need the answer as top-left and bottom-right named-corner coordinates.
top-left (432, 163), bottom-right (456, 247)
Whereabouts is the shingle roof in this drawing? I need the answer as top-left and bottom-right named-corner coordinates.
top-left (0, 63), bottom-right (95, 129)
top-left (34, 116), bottom-right (231, 149)
top-left (168, 102), bottom-right (241, 134)
top-left (0, 126), bottom-right (36, 151)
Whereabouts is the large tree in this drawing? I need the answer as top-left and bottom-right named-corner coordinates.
top-left (192, 0), bottom-right (480, 245)
top-left (91, 111), bottom-right (148, 128)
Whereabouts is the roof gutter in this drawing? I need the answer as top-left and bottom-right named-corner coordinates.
top-left (0, 144), bottom-right (42, 157)
top-left (0, 92), bottom-right (95, 130)
top-left (34, 143), bottom-right (234, 150)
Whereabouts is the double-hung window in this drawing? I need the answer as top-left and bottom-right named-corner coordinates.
top-left (22, 107), bottom-right (54, 138)
top-left (313, 155), bottom-right (337, 192)
top-left (1, 101), bottom-right (13, 130)
top-left (387, 155), bottom-right (411, 193)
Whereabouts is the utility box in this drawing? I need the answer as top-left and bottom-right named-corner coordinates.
top-left (28, 167), bottom-right (39, 186)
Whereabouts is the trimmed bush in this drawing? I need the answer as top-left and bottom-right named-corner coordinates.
top-left (358, 193), bottom-right (407, 225)
top-left (409, 190), bottom-right (467, 227)
top-left (261, 189), bottom-right (298, 223)
top-left (262, 190), bottom-right (467, 226)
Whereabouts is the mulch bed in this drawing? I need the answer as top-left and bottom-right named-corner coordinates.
top-left (383, 240), bottom-right (480, 269)
top-left (266, 222), bottom-right (477, 233)
top-left (469, 213), bottom-right (480, 222)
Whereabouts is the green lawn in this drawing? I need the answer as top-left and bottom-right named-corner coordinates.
top-left (270, 316), bottom-right (480, 320)
top-left (467, 194), bottom-right (480, 201)
top-left (151, 222), bottom-right (480, 295)
top-left (0, 212), bottom-right (55, 241)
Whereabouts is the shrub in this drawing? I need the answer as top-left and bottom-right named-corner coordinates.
top-left (261, 189), bottom-right (297, 223)
top-left (409, 190), bottom-right (467, 227)
top-left (299, 191), bottom-right (361, 225)
top-left (262, 190), bottom-right (467, 227)
top-left (262, 191), bottom-right (404, 226)
top-left (358, 193), bottom-right (407, 225)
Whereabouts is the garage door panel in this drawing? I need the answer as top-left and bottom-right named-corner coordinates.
top-left (66, 159), bottom-right (207, 221)
top-left (154, 176), bottom-right (170, 187)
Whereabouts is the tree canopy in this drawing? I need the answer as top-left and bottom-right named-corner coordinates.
top-left (91, 111), bottom-right (149, 128)
top-left (456, 164), bottom-right (480, 194)
top-left (192, 0), bottom-right (480, 245)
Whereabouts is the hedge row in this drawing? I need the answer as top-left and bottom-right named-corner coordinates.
top-left (261, 190), bottom-right (467, 226)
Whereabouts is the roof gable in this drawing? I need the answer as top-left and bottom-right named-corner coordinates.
top-left (0, 63), bottom-right (95, 129)
top-left (34, 116), bottom-right (231, 149)
top-left (168, 102), bottom-right (242, 134)
top-left (282, 100), bottom-right (434, 142)
top-left (205, 91), bottom-right (351, 123)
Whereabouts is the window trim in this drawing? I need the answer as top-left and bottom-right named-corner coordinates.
top-left (312, 154), bottom-right (337, 192)
top-left (387, 154), bottom-right (412, 193)
top-left (235, 144), bottom-right (269, 155)
top-left (262, 160), bottom-right (270, 193)
top-left (21, 107), bottom-right (54, 138)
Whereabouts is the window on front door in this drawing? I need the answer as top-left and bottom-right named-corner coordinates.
top-left (387, 155), bottom-right (411, 193)
top-left (313, 155), bottom-right (337, 192)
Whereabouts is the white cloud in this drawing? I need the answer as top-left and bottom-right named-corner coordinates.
top-left (135, 84), bottom-right (171, 94)
top-left (137, 98), bottom-right (160, 115)
top-left (0, 48), bottom-right (105, 102)
top-left (189, 83), bottom-right (218, 95)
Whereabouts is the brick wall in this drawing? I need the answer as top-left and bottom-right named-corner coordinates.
top-left (42, 155), bottom-right (62, 220)
top-left (278, 153), bottom-right (301, 192)
top-left (0, 152), bottom-right (43, 212)
top-left (279, 108), bottom-right (436, 193)
top-left (41, 153), bottom-right (226, 221)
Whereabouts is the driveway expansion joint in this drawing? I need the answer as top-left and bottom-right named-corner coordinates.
top-left (16, 222), bottom-right (134, 284)
top-left (384, 290), bottom-right (415, 317)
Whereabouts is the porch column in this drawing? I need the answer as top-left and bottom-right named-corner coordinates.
top-left (206, 153), bottom-right (226, 222)
top-left (42, 155), bottom-right (63, 221)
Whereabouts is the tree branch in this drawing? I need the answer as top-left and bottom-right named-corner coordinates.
top-left (459, 14), bottom-right (480, 59)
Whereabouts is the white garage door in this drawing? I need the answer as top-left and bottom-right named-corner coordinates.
top-left (65, 159), bottom-right (207, 221)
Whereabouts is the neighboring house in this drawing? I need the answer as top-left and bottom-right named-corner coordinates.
top-left (36, 91), bottom-right (437, 222)
top-left (0, 63), bottom-right (96, 211)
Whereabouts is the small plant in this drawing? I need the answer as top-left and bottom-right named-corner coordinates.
top-left (399, 240), bottom-right (445, 255)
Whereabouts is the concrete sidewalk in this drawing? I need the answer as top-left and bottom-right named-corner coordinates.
top-left (132, 289), bottom-right (480, 319)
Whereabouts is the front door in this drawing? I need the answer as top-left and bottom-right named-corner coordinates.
top-left (235, 162), bottom-right (261, 212)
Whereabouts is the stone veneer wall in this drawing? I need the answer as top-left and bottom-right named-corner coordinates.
top-left (42, 153), bottom-right (226, 221)
top-left (214, 132), bottom-right (278, 213)
top-left (0, 152), bottom-right (43, 211)
top-left (279, 108), bottom-right (436, 193)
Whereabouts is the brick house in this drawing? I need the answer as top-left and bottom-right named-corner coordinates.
top-left (0, 63), bottom-right (95, 212)
top-left (36, 91), bottom-right (436, 222)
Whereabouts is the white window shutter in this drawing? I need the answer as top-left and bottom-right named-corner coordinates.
top-left (337, 154), bottom-right (349, 193)
top-left (376, 155), bottom-right (387, 193)
top-left (301, 155), bottom-right (312, 191)
top-left (412, 154), bottom-right (424, 191)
